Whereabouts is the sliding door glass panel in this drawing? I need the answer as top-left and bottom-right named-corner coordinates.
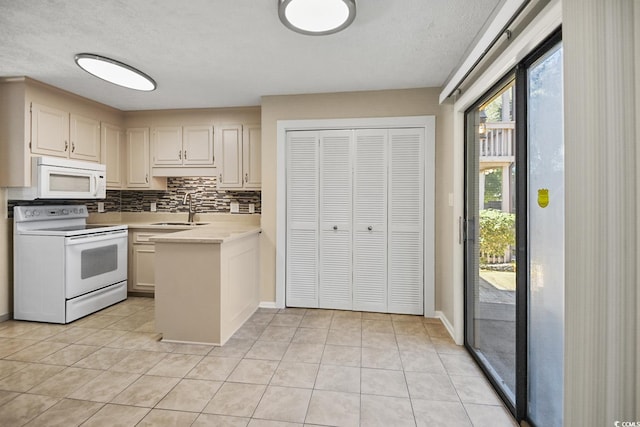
top-left (527, 42), bottom-right (564, 427)
top-left (465, 80), bottom-right (517, 404)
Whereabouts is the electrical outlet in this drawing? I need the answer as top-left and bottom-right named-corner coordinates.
top-left (97, 202), bottom-right (105, 213)
top-left (230, 202), bottom-right (240, 214)
top-left (249, 203), bottom-right (255, 214)
top-left (150, 202), bottom-right (157, 212)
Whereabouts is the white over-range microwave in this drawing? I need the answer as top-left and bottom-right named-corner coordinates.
top-left (8, 156), bottom-right (106, 200)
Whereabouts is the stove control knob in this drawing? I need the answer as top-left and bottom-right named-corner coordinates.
top-left (25, 210), bottom-right (31, 217)
top-left (34, 210), bottom-right (40, 216)
top-left (62, 209), bottom-right (69, 215)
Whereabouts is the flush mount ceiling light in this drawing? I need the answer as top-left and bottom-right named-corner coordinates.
top-left (74, 53), bottom-right (156, 91)
top-left (278, 0), bottom-right (356, 36)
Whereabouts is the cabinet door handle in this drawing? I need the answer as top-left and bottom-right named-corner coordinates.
top-left (72, 142), bottom-right (75, 152)
top-left (65, 141), bottom-right (68, 151)
top-left (184, 150), bottom-right (187, 159)
top-left (367, 226), bottom-right (373, 231)
top-left (145, 174), bottom-right (149, 183)
top-left (219, 173), bottom-right (223, 184)
top-left (333, 225), bottom-right (338, 231)
top-left (178, 150), bottom-right (182, 159)
top-left (244, 173), bottom-right (248, 183)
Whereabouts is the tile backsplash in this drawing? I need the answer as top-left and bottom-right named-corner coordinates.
top-left (8, 177), bottom-right (261, 217)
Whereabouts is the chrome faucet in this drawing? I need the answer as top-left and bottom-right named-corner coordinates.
top-left (183, 192), bottom-right (196, 223)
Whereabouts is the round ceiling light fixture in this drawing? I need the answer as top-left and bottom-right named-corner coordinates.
top-left (278, 0), bottom-right (356, 36)
top-left (74, 53), bottom-right (156, 91)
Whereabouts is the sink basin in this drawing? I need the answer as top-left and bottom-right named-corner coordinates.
top-left (150, 222), bottom-right (210, 226)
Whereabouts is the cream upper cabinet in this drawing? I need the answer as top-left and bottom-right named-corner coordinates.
top-left (127, 128), bottom-right (151, 188)
top-left (102, 123), bottom-right (124, 189)
top-left (152, 125), bottom-right (213, 167)
top-left (216, 125), bottom-right (243, 188)
top-left (127, 127), bottom-right (167, 190)
top-left (216, 124), bottom-right (261, 190)
top-left (70, 114), bottom-right (100, 162)
top-left (152, 126), bottom-right (182, 165)
top-left (243, 125), bottom-right (262, 189)
top-left (30, 103), bottom-right (101, 162)
top-left (30, 103), bottom-right (70, 157)
top-left (183, 125), bottom-right (214, 165)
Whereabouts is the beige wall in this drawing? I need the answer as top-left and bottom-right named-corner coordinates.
top-left (0, 189), bottom-right (11, 320)
top-left (434, 103), bottom-right (455, 321)
top-left (124, 106), bottom-right (260, 127)
top-left (260, 88), bottom-right (455, 319)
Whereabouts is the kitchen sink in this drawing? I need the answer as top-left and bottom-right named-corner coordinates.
top-left (150, 222), bottom-right (210, 226)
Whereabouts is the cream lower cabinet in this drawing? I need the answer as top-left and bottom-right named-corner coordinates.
top-left (131, 244), bottom-right (156, 294)
top-left (129, 230), bottom-right (180, 294)
top-left (129, 231), bottom-right (159, 294)
top-left (286, 127), bottom-right (427, 315)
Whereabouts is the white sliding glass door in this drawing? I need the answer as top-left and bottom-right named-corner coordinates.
top-left (527, 41), bottom-right (564, 427)
top-left (464, 32), bottom-right (564, 425)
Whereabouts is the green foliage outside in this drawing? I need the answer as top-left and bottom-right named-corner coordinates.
top-left (482, 85), bottom-right (513, 123)
top-left (483, 97), bottom-right (503, 122)
top-left (484, 169), bottom-right (502, 204)
top-left (479, 209), bottom-right (515, 259)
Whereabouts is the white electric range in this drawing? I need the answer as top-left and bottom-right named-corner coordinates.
top-left (13, 205), bottom-right (128, 323)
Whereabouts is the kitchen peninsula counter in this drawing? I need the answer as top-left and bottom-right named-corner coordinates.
top-left (148, 223), bottom-right (260, 244)
top-left (150, 223), bottom-right (261, 346)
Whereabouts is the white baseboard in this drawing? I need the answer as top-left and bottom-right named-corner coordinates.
top-left (259, 301), bottom-right (278, 309)
top-left (435, 310), bottom-right (459, 343)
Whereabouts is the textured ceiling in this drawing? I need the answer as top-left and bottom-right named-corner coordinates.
top-left (0, 0), bottom-right (501, 110)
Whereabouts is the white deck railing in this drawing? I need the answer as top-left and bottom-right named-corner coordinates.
top-left (480, 122), bottom-right (515, 159)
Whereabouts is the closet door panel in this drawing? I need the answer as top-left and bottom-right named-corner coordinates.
top-left (319, 131), bottom-right (353, 310)
top-left (353, 129), bottom-right (388, 312)
top-left (286, 131), bottom-right (319, 307)
top-left (388, 128), bottom-right (424, 315)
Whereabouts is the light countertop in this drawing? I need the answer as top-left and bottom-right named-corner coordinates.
top-left (149, 223), bottom-right (260, 244)
top-left (88, 212), bottom-right (261, 244)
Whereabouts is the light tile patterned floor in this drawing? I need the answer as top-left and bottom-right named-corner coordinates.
top-left (0, 297), bottom-right (517, 426)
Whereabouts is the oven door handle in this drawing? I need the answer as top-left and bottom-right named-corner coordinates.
top-left (65, 230), bottom-right (128, 245)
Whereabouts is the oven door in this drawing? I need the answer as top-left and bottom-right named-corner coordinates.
top-left (65, 230), bottom-right (128, 298)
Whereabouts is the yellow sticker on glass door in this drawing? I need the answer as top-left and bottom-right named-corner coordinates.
top-left (537, 188), bottom-right (549, 208)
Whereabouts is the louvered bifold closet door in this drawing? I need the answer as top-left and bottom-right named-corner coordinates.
top-left (319, 131), bottom-right (353, 310)
top-left (388, 128), bottom-right (425, 315)
top-left (286, 131), bottom-right (319, 307)
top-left (353, 129), bottom-right (388, 312)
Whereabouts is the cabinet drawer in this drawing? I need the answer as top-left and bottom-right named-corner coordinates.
top-left (132, 232), bottom-right (158, 244)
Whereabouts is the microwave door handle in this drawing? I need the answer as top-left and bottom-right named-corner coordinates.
top-left (93, 175), bottom-right (97, 196)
